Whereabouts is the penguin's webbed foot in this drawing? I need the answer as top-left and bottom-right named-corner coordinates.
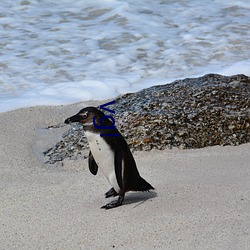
top-left (101, 196), bottom-right (124, 209)
top-left (105, 187), bottom-right (118, 198)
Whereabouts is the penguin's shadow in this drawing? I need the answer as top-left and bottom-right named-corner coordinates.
top-left (123, 191), bottom-right (157, 208)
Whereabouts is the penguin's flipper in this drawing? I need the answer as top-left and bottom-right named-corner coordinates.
top-left (88, 151), bottom-right (98, 175)
top-left (105, 187), bottom-right (118, 198)
top-left (114, 144), bottom-right (124, 190)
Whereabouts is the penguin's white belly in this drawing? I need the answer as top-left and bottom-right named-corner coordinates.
top-left (85, 131), bottom-right (120, 193)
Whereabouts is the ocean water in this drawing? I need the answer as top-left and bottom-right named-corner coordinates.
top-left (0, 0), bottom-right (249, 112)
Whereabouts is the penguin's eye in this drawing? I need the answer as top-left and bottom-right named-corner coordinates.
top-left (79, 112), bottom-right (88, 119)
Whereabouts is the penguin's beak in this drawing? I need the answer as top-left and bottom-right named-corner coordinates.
top-left (64, 114), bottom-right (81, 124)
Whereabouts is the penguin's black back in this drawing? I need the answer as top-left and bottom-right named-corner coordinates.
top-left (104, 132), bottom-right (154, 192)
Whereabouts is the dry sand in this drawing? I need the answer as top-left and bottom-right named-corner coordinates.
top-left (0, 102), bottom-right (249, 249)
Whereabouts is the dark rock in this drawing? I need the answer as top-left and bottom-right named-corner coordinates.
top-left (43, 74), bottom-right (250, 163)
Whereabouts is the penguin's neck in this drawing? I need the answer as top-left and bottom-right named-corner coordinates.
top-left (84, 130), bottom-right (100, 142)
top-left (82, 124), bottom-right (98, 133)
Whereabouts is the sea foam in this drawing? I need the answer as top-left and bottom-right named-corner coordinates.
top-left (0, 0), bottom-right (249, 112)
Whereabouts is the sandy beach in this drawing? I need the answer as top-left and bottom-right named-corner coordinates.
top-left (0, 102), bottom-right (249, 249)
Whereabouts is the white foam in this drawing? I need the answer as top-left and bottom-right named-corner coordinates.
top-left (218, 60), bottom-right (250, 76)
top-left (0, 0), bottom-right (250, 112)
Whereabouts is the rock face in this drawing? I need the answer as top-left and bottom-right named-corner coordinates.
top-left (44, 74), bottom-right (250, 163)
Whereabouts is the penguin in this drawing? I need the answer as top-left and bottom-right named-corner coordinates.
top-left (65, 107), bottom-right (154, 209)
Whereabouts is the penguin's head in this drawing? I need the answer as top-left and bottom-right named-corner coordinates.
top-left (64, 107), bottom-right (105, 127)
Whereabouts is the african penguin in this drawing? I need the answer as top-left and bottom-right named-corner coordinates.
top-left (65, 107), bottom-right (154, 209)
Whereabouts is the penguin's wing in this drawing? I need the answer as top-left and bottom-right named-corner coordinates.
top-left (88, 151), bottom-right (98, 175)
top-left (114, 143), bottom-right (124, 190)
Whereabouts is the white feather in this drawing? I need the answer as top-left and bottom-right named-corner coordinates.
top-left (85, 131), bottom-right (120, 193)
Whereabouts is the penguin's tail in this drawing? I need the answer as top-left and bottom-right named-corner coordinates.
top-left (132, 176), bottom-right (154, 192)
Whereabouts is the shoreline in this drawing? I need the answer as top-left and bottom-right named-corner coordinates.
top-left (0, 103), bottom-right (250, 249)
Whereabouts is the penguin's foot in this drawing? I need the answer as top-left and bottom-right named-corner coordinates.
top-left (101, 196), bottom-right (124, 209)
top-left (105, 187), bottom-right (118, 198)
